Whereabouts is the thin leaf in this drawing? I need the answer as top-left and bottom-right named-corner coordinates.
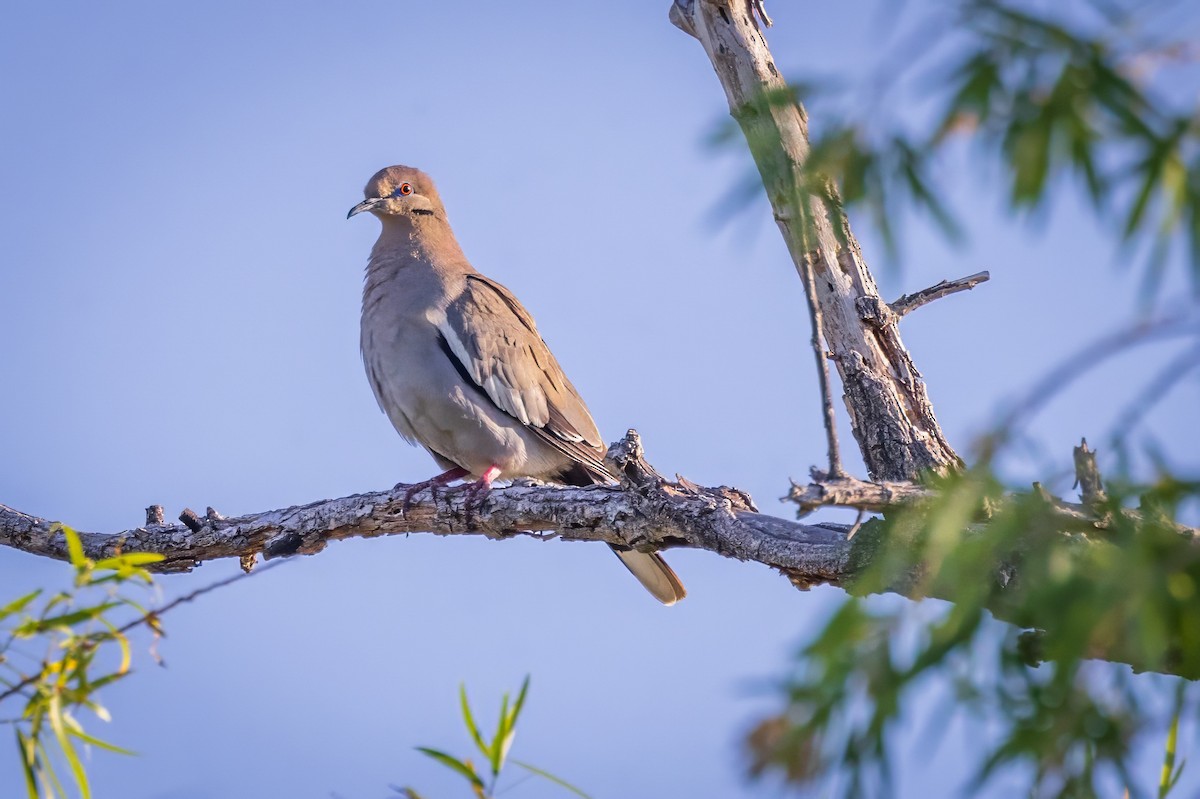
top-left (92, 553), bottom-right (165, 571)
top-left (492, 676), bottom-right (531, 778)
top-left (67, 725), bottom-right (135, 757)
top-left (27, 603), bottom-right (119, 633)
top-left (508, 675), bottom-right (531, 728)
top-left (414, 747), bottom-right (485, 791)
top-left (512, 760), bottom-right (594, 799)
top-left (97, 618), bottom-right (131, 676)
top-left (36, 736), bottom-right (67, 799)
top-left (489, 693), bottom-right (510, 777)
top-left (0, 591), bottom-right (42, 622)
top-left (459, 684), bottom-right (489, 759)
top-left (1159, 689), bottom-right (1183, 798)
top-left (15, 730), bottom-right (39, 799)
top-left (60, 526), bottom-right (87, 571)
top-left (48, 694), bottom-right (90, 799)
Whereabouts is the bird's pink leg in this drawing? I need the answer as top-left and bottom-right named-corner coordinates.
top-left (400, 466), bottom-right (470, 511)
top-left (460, 465), bottom-right (502, 527)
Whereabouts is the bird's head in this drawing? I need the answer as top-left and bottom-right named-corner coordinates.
top-left (347, 165), bottom-right (443, 221)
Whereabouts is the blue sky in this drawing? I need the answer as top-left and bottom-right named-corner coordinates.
top-left (1, 2), bottom-right (1197, 797)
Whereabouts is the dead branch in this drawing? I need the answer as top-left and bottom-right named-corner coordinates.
top-left (889, 271), bottom-right (991, 318)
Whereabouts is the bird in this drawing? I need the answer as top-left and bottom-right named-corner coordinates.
top-left (348, 165), bottom-right (686, 605)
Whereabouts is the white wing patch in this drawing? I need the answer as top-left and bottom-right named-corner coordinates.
top-left (436, 316), bottom-right (550, 428)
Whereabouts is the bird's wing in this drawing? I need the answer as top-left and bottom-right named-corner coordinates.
top-left (438, 274), bottom-right (614, 481)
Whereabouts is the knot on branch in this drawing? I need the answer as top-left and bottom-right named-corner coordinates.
top-left (856, 295), bottom-right (896, 328)
top-left (607, 429), bottom-right (757, 513)
top-left (606, 429), bottom-right (666, 489)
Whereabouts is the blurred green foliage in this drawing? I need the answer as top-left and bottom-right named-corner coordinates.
top-left (749, 470), bottom-right (1199, 797)
top-left (397, 676), bottom-right (591, 799)
top-left (725, 0), bottom-right (1200, 299)
top-left (1, 526), bottom-right (164, 799)
top-left (727, 1), bottom-right (1200, 796)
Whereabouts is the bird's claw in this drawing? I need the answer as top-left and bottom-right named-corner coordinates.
top-left (397, 467), bottom-right (471, 515)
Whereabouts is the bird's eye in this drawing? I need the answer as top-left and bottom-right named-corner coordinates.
top-left (394, 183), bottom-right (414, 197)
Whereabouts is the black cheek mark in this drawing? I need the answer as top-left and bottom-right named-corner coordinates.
top-left (413, 208), bottom-right (435, 216)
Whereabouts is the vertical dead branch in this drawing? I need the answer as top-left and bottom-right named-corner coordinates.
top-left (670, 0), bottom-right (960, 481)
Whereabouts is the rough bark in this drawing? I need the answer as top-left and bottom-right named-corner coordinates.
top-left (669, 0), bottom-right (961, 482)
top-left (1, 432), bottom-right (853, 584)
top-left (4, 430), bottom-right (1194, 676)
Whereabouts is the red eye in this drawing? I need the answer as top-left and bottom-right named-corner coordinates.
top-left (397, 183), bottom-right (414, 196)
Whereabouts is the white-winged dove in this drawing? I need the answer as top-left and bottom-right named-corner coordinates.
top-left (348, 165), bottom-right (685, 605)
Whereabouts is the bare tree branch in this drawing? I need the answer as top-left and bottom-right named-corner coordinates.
top-left (1, 432), bottom-right (854, 585)
top-left (889, 271), bottom-right (991, 318)
top-left (3, 429), bottom-right (1195, 676)
top-left (669, 0), bottom-right (961, 482)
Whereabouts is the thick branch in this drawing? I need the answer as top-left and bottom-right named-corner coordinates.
top-left (3, 429), bottom-right (1195, 676)
top-left (670, 0), bottom-right (960, 482)
top-left (0, 433), bottom-right (854, 585)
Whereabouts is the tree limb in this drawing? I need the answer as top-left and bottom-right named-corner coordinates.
top-left (889, 270), bottom-right (990, 318)
top-left (4, 429), bottom-right (1195, 676)
top-left (669, 0), bottom-right (960, 482)
top-left (0, 432), bottom-right (855, 585)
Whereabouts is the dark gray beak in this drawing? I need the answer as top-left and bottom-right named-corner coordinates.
top-left (347, 197), bottom-right (384, 219)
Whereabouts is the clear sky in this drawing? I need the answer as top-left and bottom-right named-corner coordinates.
top-left (1, 2), bottom-right (1196, 797)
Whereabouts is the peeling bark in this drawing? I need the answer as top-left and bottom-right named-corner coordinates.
top-left (669, 0), bottom-right (962, 481)
top-left (1, 432), bottom-right (854, 585)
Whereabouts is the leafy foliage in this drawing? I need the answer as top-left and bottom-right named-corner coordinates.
top-left (398, 677), bottom-right (590, 799)
top-left (728, 5), bottom-right (1200, 793)
top-left (748, 467), bottom-right (1200, 797)
top-left (1, 526), bottom-right (163, 799)
top-left (729, 0), bottom-right (1200, 298)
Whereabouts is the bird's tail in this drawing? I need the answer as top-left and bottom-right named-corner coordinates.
top-left (557, 462), bottom-right (687, 605)
top-left (610, 547), bottom-right (687, 606)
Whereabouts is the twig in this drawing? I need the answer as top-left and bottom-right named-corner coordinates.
top-left (889, 270), bottom-right (990, 318)
top-left (787, 471), bottom-right (932, 514)
top-left (0, 562), bottom-right (283, 705)
top-left (800, 248), bottom-right (846, 478)
top-left (750, 0), bottom-right (773, 28)
top-left (846, 508), bottom-right (867, 540)
top-left (1072, 438), bottom-right (1108, 506)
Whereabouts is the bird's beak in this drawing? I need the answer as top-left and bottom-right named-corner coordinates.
top-left (347, 197), bottom-right (384, 219)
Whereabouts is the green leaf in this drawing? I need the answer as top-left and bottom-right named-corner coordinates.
top-left (489, 692), bottom-right (511, 777)
top-left (15, 730), bottom-right (39, 799)
top-left (59, 525), bottom-right (88, 571)
top-left (67, 725), bottom-right (135, 757)
top-left (459, 684), bottom-right (489, 759)
top-left (1008, 114), bottom-right (1052, 206)
top-left (1159, 696), bottom-right (1183, 798)
top-left (92, 553), bottom-right (165, 571)
top-left (36, 736), bottom-right (68, 799)
top-left (509, 675), bottom-right (530, 728)
top-left (0, 590), bottom-right (42, 622)
top-left (512, 760), bottom-right (593, 799)
top-left (490, 675), bottom-right (531, 778)
top-left (26, 603), bottom-right (120, 634)
top-left (414, 747), bottom-right (485, 791)
top-left (48, 693), bottom-right (91, 799)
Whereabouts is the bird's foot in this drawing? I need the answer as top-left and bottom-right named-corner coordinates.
top-left (459, 465), bottom-right (502, 529)
top-left (399, 467), bottom-right (470, 513)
